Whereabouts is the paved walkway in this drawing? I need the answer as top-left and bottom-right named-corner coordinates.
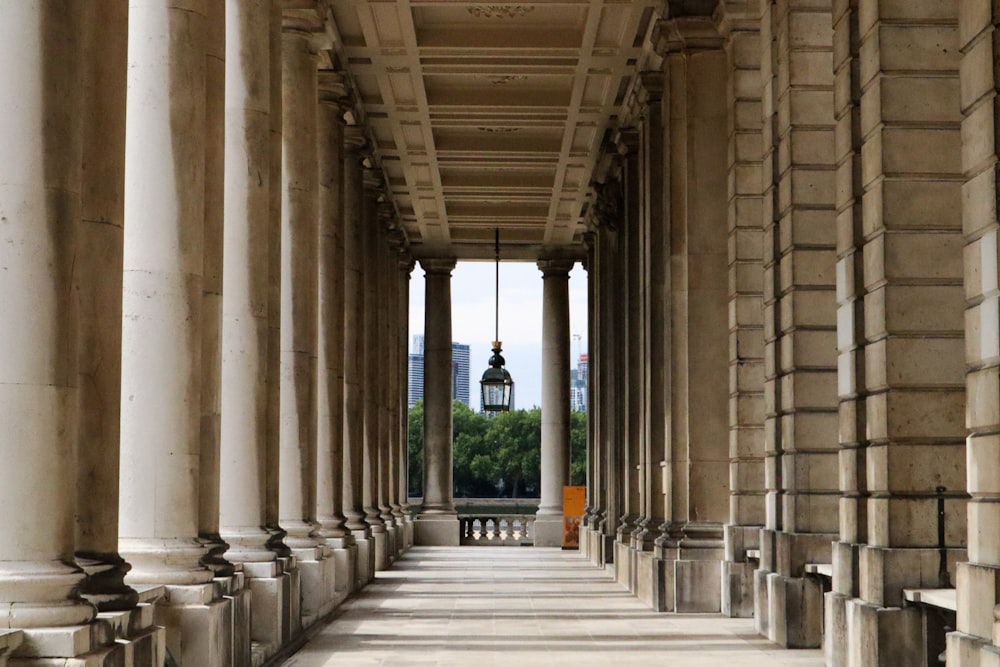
top-left (281, 547), bottom-right (824, 667)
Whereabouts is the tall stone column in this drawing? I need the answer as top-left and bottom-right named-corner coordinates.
top-left (615, 129), bottom-right (643, 587)
top-left (278, 10), bottom-right (336, 628)
top-left (415, 258), bottom-right (461, 546)
top-left (0, 0), bottom-right (98, 641)
top-left (316, 70), bottom-right (355, 598)
top-left (120, 2), bottom-right (232, 664)
top-left (636, 72), bottom-right (668, 603)
top-left (652, 16), bottom-right (730, 614)
top-left (535, 259), bottom-right (575, 547)
top-left (829, 2), bottom-right (965, 665)
top-left (398, 258), bottom-right (416, 548)
top-left (950, 1), bottom-right (1000, 664)
top-left (198, 0), bottom-right (233, 579)
top-left (74, 0), bottom-right (139, 613)
top-left (361, 169), bottom-right (389, 569)
top-left (342, 124), bottom-right (374, 588)
top-left (219, 0), bottom-right (293, 657)
top-left (579, 235), bottom-right (596, 561)
top-left (753, 0), bottom-right (839, 647)
top-left (719, 3), bottom-right (766, 620)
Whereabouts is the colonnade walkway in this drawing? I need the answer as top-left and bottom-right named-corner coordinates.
top-left (281, 547), bottom-right (824, 667)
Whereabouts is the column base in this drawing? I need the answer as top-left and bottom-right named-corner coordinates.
top-left (721, 524), bottom-right (760, 618)
top-left (825, 592), bottom-right (850, 667)
top-left (242, 560), bottom-right (293, 660)
top-left (155, 582), bottom-right (232, 667)
top-left (372, 527), bottom-right (389, 572)
top-left (948, 631), bottom-right (1000, 667)
top-left (614, 541), bottom-right (632, 589)
top-left (326, 536), bottom-right (357, 595)
top-left (218, 574), bottom-right (251, 667)
top-left (532, 516), bottom-right (563, 548)
top-left (635, 550), bottom-right (667, 611)
top-left (413, 514), bottom-right (459, 546)
top-left (579, 525), bottom-right (591, 560)
top-left (845, 597), bottom-right (922, 666)
top-left (762, 572), bottom-right (824, 648)
top-left (292, 546), bottom-right (337, 628)
top-left (351, 530), bottom-right (373, 588)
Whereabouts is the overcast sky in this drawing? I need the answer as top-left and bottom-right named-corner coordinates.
top-left (409, 261), bottom-right (589, 410)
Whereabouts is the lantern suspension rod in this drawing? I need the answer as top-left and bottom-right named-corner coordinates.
top-left (494, 227), bottom-right (500, 344)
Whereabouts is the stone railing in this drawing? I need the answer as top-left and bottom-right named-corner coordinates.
top-left (459, 515), bottom-right (535, 546)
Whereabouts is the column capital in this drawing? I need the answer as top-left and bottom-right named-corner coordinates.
top-left (317, 70), bottom-right (350, 107)
top-left (637, 71), bottom-right (664, 102)
top-left (537, 258), bottom-right (576, 276)
top-left (615, 128), bottom-right (640, 156)
top-left (420, 257), bottom-right (457, 275)
top-left (652, 15), bottom-right (723, 55)
top-left (344, 124), bottom-right (369, 153)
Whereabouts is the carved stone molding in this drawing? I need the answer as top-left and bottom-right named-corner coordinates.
top-left (467, 5), bottom-right (535, 19)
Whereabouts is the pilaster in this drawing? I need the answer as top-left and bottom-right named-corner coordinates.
top-left (718, 0), bottom-right (766, 621)
top-left (830, 2), bottom-right (967, 664)
top-left (951, 0), bottom-right (1000, 664)
top-left (650, 13), bottom-right (730, 615)
top-left (755, 0), bottom-right (839, 647)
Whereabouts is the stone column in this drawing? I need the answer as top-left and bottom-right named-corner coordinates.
top-left (615, 129), bottom-right (643, 587)
top-left (342, 124), bottom-right (374, 588)
top-left (415, 258), bottom-right (461, 546)
top-left (361, 169), bottom-right (388, 569)
top-left (830, 2), bottom-right (965, 665)
top-left (535, 259), bottom-right (575, 547)
top-left (279, 10), bottom-right (338, 628)
top-left (0, 0), bottom-right (98, 641)
top-left (636, 72), bottom-right (668, 605)
top-left (651, 16), bottom-right (730, 614)
top-left (120, 2), bottom-right (231, 664)
top-left (719, 3), bottom-right (766, 620)
top-left (219, 0), bottom-right (292, 657)
top-left (950, 1), bottom-right (1000, 664)
top-left (316, 70), bottom-right (355, 598)
top-left (579, 234), bottom-right (597, 562)
top-left (198, 0), bottom-right (233, 580)
top-left (398, 258), bottom-right (416, 548)
top-left (74, 0), bottom-right (139, 613)
top-left (753, 0), bottom-right (839, 647)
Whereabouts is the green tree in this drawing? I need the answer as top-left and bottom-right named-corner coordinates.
top-left (407, 400), bottom-right (423, 497)
top-left (569, 410), bottom-right (587, 486)
top-left (451, 401), bottom-right (493, 497)
top-left (484, 408), bottom-right (541, 497)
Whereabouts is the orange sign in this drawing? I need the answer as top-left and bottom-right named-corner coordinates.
top-left (562, 485), bottom-right (586, 548)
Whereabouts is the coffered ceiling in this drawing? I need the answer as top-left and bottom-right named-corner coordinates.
top-left (327, 0), bottom-right (662, 261)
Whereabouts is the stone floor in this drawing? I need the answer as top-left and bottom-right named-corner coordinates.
top-left (281, 547), bottom-right (824, 667)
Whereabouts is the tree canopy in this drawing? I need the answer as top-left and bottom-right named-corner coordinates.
top-left (407, 400), bottom-right (587, 498)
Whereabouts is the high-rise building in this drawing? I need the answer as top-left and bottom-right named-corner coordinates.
top-left (407, 334), bottom-right (471, 409)
top-left (570, 353), bottom-right (588, 412)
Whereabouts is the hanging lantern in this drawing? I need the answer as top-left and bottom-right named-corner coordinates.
top-left (479, 229), bottom-right (514, 413)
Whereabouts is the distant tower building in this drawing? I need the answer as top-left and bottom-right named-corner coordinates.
top-left (452, 343), bottom-right (471, 408)
top-left (407, 335), bottom-right (425, 408)
top-left (407, 335), bottom-right (472, 409)
top-left (570, 353), bottom-right (588, 412)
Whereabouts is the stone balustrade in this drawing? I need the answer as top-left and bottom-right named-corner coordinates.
top-left (459, 516), bottom-right (536, 546)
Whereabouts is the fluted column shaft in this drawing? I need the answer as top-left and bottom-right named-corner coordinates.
top-left (316, 72), bottom-right (349, 540)
top-left (219, 0), bottom-right (277, 563)
top-left (421, 259), bottom-right (458, 514)
top-left (277, 23), bottom-right (320, 548)
top-left (361, 172), bottom-right (386, 533)
top-left (120, 0), bottom-right (215, 586)
top-left (0, 0), bottom-right (98, 628)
